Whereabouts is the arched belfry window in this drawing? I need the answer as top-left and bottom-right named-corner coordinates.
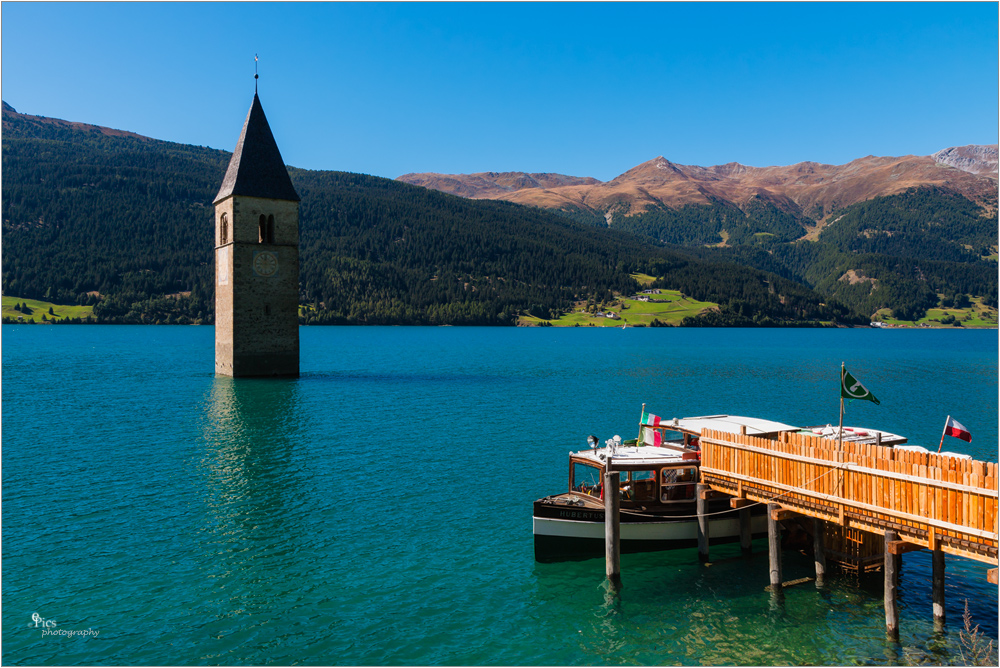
top-left (220, 213), bottom-right (228, 245)
top-left (259, 215), bottom-right (267, 244)
top-left (267, 215), bottom-right (275, 244)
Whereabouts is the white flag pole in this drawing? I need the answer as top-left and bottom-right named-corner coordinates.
top-left (838, 363), bottom-right (845, 458)
top-left (637, 402), bottom-right (646, 444)
top-left (937, 415), bottom-right (950, 454)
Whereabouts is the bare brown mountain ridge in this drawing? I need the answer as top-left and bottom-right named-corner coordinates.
top-left (397, 147), bottom-right (998, 226)
top-left (6, 99), bottom-right (990, 224)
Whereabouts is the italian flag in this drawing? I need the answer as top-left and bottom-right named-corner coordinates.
top-left (642, 426), bottom-right (663, 447)
top-left (641, 411), bottom-right (663, 427)
top-left (943, 416), bottom-right (972, 443)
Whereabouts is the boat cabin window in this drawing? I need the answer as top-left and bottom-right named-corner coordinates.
top-left (571, 462), bottom-right (603, 498)
top-left (660, 466), bottom-right (697, 503)
top-left (624, 470), bottom-right (657, 502)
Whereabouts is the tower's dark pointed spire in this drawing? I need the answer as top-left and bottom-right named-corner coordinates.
top-left (214, 92), bottom-right (299, 204)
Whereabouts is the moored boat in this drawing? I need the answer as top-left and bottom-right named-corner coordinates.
top-left (532, 414), bottom-right (804, 562)
top-left (532, 413), bottom-right (909, 562)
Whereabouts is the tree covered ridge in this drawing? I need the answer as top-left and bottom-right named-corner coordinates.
top-left (561, 185), bottom-right (997, 321)
top-left (2, 103), bottom-right (990, 326)
top-left (2, 111), bottom-right (226, 322)
top-left (292, 169), bottom-right (663, 324)
top-left (1, 105), bottom-right (844, 326)
top-left (816, 186), bottom-right (997, 262)
top-left (606, 194), bottom-right (807, 247)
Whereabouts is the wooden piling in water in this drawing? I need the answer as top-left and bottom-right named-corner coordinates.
top-left (604, 470), bottom-right (621, 588)
top-left (814, 518), bottom-right (826, 585)
top-left (932, 543), bottom-right (945, 628)
top-left (768, 503), bottom-right (782, 592)
top-left (739, 507), bottom-right (752, 555)
top-left (697, 484), bottom-right (710, 563)
top-left (884, 529), bottom-right (900, 640)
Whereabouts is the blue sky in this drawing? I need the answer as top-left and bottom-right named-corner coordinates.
top-left (2, 2), bottom-right (996, 181)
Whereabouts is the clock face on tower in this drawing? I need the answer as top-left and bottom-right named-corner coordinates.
top-left (252, 250), bottom-right (278, 277)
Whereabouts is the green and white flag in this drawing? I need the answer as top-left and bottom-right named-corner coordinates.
top-left (841, 365), bottom-right (880, 405)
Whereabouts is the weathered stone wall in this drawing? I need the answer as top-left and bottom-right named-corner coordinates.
top-left (215, 195), bottom-right (300, 377)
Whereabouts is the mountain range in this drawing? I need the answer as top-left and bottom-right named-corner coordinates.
top-left (2, 100), bottom-right (997, 327)
top-left (398, 147), bottom-right (998, 229)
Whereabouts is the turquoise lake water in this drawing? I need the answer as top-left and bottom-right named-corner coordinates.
top-left (2, 326), bottom-right (997, 665)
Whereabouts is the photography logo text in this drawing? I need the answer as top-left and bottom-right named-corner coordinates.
top-left (31, 613), bottom-right (99, 638)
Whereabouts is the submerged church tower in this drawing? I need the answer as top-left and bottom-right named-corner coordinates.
top-left (214, 91), bottom-right (300, 377)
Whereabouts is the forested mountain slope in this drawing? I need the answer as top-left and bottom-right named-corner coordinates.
top-left (402, 148), bottom-right (998, 323)
top-left (687, 188), bottom-right (999, 320)
top-left (1, 102), bottom-right (855, 326)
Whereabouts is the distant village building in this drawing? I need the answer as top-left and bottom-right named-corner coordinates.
top-left (213, 91), bottom-right (300, 377)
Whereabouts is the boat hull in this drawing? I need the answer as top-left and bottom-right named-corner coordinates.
top-left (532, 499), bottom-right (768, 562)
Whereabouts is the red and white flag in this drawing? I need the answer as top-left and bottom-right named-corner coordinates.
top-left (943, 416), bottom-right (972, 443)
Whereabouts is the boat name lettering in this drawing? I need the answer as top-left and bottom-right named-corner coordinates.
top-left (557, 510), bottom-right (601, 520)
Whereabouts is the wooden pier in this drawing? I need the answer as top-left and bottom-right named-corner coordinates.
top-left (601, 425), bottom-right (998, 636)
top-left (698, 429), bottom-right (998, 565)
top-left (696, 428), bottom-right (998, 637)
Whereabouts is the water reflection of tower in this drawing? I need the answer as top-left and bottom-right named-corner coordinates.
top-left (200, 377), bottom-right (305, 591)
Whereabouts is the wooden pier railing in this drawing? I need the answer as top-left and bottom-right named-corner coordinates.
top-left (699, 429), bottom-right (998, 565)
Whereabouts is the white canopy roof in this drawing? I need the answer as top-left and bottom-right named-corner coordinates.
top-left (573, 444), bottom-right (691, 468)
top-left (661, 415), bottom-right (801, 437)
top-left (806, 425), bottom-right (907, 445)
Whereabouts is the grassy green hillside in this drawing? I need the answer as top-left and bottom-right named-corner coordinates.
top-left (519, 289), bottom-right (717, 327)
top-left (2, 296), bottom-right (94, 323)
top-left (873, 296), bottom-right (998, 328)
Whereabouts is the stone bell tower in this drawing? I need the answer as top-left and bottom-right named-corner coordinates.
top-left (213, 91), bottom-right (300, 377)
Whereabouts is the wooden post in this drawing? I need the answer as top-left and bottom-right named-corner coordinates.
top-left (837, 389), bottom-right (845, 462)
top-left (697, 484), bottom-right (709, 563)
top-left (813, 518), bottom-right (826, 586)
top-left (605, 469), bottom-right (621, 588)
top-left (884, 529), bottom-right (899, 640)
top-left (932, 543), bottom-right (945, 628)
top-left (768, 503), bottom-right (782, 592)
top-left (739, 507), bottom-right (752, 555)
